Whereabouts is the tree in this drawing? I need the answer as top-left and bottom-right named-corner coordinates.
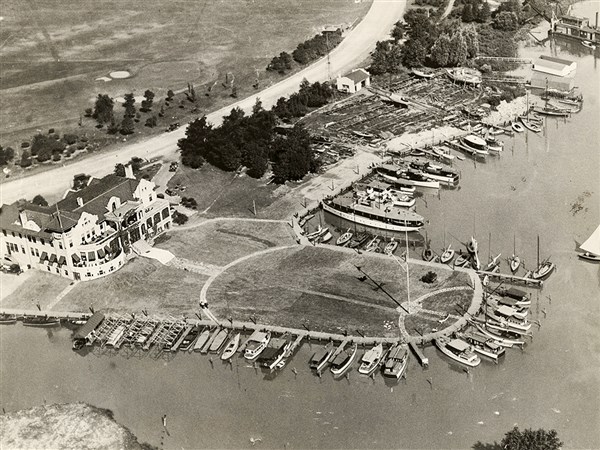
top-left (172, 211), bottom-right (188, 225)
top-left (114, 163), bottom-right (126, 177)
top-left (145, 116), bottom-right (158, 128)
top-left (120, 116), bottom-right (135, 135)
top-left (123, 93), bottom-right (136, 119)
top-left (370, 40), bottom-right (403, 75)
top-left (32, 195), bottom-right (48, 207)
top-left (462, 3), bottom-right (474, 22)
top-left (391, 20), bottom-right (405, 41)
top-left (31, 134), bottom-right (65, 157)
top-left (267, 51), bottom-right (293, 74)
top-left (0, 146), bottom-right (15, 166)
top-left (431, 34), bottom-right (453, 67)
top-left (166, 89), bottom-right (175, 101)
top-left (477, 1), bottom-right (491, 22)
top-left (463, 26), bottom-right (479, 59)
top-left (178, 116), bottom-right (212, 169)
top-left (20, 150), bottom-right (32, 168)
top-left (500, 427), bottom-right (562, 450)
top-left (92, 94), bottom-right (114, 125)
top-left (272, 124), bottom-right (314, 182)
top-left (107, 118), bottom-right (119, 135)
top-left (493, 11), bottom-right (519, 30)
top-left (73, 174), bottom-right (91, 190)
top-left (140, 90), bottom-right (155, 112)
top-left (402, 39), bottom-right (427, 68)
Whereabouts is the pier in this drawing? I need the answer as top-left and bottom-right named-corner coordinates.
top-left (409, 342), bottom-right (429, 368)
top-left (477, 270), bottom-right (544, 287)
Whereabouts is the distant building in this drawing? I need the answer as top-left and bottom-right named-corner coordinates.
top-left (336, 68), bottom-right (371, 93)
top-left (0, 165), bottom-right (172, 281)
top-left (552, 13), bottom-right (600, 43)
top-left (530, 72), bottom-right (575, 92)
top-left (532, 55), bottom-right (577, 77)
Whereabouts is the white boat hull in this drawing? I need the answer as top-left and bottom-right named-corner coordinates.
top-left (322, 202), bottom-right (422, 233)
top-left (380, 173), bottom-right (440, 189)
top-left (435, 340), bottom-right (481, 367)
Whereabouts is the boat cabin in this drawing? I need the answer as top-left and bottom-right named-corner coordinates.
top-left (446, 338), bottom-right (471, 355)
top-left (462, 135), bottom-right (487, 151)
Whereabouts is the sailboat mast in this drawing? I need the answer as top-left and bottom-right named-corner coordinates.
top-left (537, 235), bottom-right (540, 268)
top-left (405, 229), bottom-right (410, 314)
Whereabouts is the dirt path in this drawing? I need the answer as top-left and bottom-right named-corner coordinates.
top-left (1, 0), bottom-right (408, 206)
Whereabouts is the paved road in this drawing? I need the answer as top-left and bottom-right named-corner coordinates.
top-left (1, 0), bottom-right (407, 206)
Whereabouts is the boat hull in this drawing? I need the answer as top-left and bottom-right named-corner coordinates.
top-left (434, 339), bottom-right (480, 367)
top-left (322, 202), bottom-right (422, 233)
top-left (578, 252), bottom-right (600, 262)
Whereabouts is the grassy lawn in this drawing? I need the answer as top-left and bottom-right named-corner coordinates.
top-left (208, 246), bottom-right (471, 335)
top-left (156, 219), bottom-right (296, 267)
top-left (1, 271), bottom-right (71, 310)
top-left (58, 257), bottom-right (209, 316)
top-left (0, 0), bottom-right (371, 159)
top-left (166, 165), bottom-right (288, 219)
top-left (403, 314), bottom-right (446, 337)
top-left (421, 287), bottom-right (473, 316)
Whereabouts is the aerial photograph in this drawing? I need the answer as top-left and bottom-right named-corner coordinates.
top-left (0, 0), bottom-right (598, 448)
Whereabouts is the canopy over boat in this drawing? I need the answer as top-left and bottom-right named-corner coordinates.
top-left (73, 312), bottom-right (104, 340)
top-left (447, 339), bottom-right (470, 352)
top-left (580, 225), bottom-right (600, 256)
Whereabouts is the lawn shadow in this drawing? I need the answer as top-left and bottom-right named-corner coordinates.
top-left (472, 441), bottom-right (502, 450)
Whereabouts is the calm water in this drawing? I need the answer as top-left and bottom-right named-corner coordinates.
top-left (2, 8), bottom-right (600, 449)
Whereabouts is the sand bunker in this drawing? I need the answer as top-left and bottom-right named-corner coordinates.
top-left (109, 71), bottom-right (131, 79)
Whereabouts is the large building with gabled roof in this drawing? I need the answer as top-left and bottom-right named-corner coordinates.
top-left (0, 166), bottom-right (172, 281)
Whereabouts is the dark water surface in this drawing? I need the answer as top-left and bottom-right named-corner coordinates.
top-left (2, 6), bottom-right (599, 448)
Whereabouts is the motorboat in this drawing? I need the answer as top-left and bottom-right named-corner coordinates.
top-left (519, 116), bottom-right (542, 133)
top-left (348, 232), bottom-right (369, 249)
top-left (446, 67), bottom-right (482, 86)
top-left (511, 121), bottom-right (525, 133)
top-left (376, 163), bottom-right (440, 189)
top-left (499, 287), bottom-right (531, 306)
top-left (384, 239), bottom-right (399, 255)
top-left (22, 316), bottom-right (60, 327)
top-left (432, 145), bottom-right (455, 162)
top-left (406, 157), bottom-right (460, 185)
top-left (244, 331), bottom-right (271, 360)
top-left (578, 225), bottom-right (600, 262)
top-left (582, 40), bottom-right (597, 49)
top-left (259, 337), bottom-right (293, 370)
top-left (309, 341), bottom-right (335, 372)
top-left (457, 135), bottom-right (489, 157)
top-left (193, 328), bottom-right (211, 352)
top-left (440, 244), bottom-right (455, 264)
top-left (305, 226), bottom-right (328, 241)
top-left (0, 314), bottom-right (18, 325)
top-left (221, 333), bottom-right (241, 360)
top-left (382, 344), bottom-right (409, 379)
top-left (330, 343), bottom-right (358, 377)
top-left (434, 337), bottom-right (480, 367)
top-left (358, 343), bottom-right (384, 375)
top-left (485, 136), bottom-right (504, 153)
top-left (180, 325), bottom-right (201, 352)
top-left (459, 332), bottom-right (506, 361)
top-left (486, 306), bottom-right (531, 333)
top-left (336, 229), bottom-right (353, 246)
top-left (531, 104), bottom-right (570, 117)
top-left (391, 193), bottom-right (416, 208)
top-left (473, 322), bottom-right (525, 347)
top-left (319, 231), bottom-right (333, 243)
top-left (483, 253), bottom-right (502, 272)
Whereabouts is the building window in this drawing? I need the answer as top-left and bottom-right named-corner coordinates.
top-left (18, 233), bottom-right (22, 239)
top-left (35, 249), bottom-right (39, 257)
top-left (2, 229), bottom-right (6, 236)
top-left (31, 249), bottom-right (35, 256)
top-left (41, 239), bottom-right (45, 245)
top-left (21, 246), bottom-right (25, 253)
top-left (64, 270), bottom-right (68, 276)
top-left (11, 232), bottom-right (15, 237)
top-left (58, 242), bottom-right (63, 249)
top-left (162, 208), bottom-right (169, 219)
top-left (32, 237), bottom-right (36, 244)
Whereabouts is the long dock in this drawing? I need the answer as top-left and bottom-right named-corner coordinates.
top-left (477, 270), bottom-right (544, 287)
top-left (409, 342), bottom-right (429, 368)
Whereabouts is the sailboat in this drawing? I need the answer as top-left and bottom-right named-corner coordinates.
top-left (482, 233), bottom-right (501, 272)
top-left (422, 232), bottom-right (435, 262)
top-left (508, 234), bottom-right (521, 273)
top-left (532, 235), bottom-right (555, 280)
top-left (519, 91), bottom-right (543, 133)
top-left (578, 225), bottom-right (600, 262)
top-left (440, 230), bottom-right (454, 264)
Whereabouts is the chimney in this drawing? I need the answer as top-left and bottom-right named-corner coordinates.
top-left (77, 197), bottom-right (84, 207)
top-left (124, 163), bottom-right (135, 180)
top-left (19, 210), bottom-right (28, 226)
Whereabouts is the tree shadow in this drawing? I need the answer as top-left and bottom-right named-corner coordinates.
top-left (472, 441), bottom-right (502, 450)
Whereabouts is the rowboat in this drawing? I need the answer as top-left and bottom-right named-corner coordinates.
top-left (422, 247), bottom-right (435, 262)
top-left (483, 253), bottom-right (502, 272)
top-left (306, 226), bottom-right (328, 241)
top-left (485, 136), bottom-right (504, 153)
top-left (519, 116), bottom-right (542, 133)
top-left (179, 325), bottom-right (201, 352)
top-left (209, 329), bottom-right (229, 353)
top-left (467, 236), bottom-right (478, 254)
top-left (435, 337), bottom-right (480, 367)
top-left (310, 341), bottom-right (335, 373)
top-left (336, 229), bottom-right (353, 246)
top-left (193, 328), bottom-right (211, 352)
top-left (319, 231), bottom-right (333, 243)
top-left (221, 333), bottom-right (241, 360)
top-left (454, 253), bottom-right (470, 268)
top-left (358, 343), bottom-right (384, 375)
top-left (348, 232), bottom-right (369, 249)
top-left (330, 343), bottom-right (358, 377)
top-left (511, 122), bottom-right (525, 133)
top-left (365, 236), bottom-right (381, 252)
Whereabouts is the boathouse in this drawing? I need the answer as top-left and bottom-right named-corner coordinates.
top-left (552, 13), bottom-right (600, 43)
top-left (530, 56), bottom-right (576, 92)
top-left (336, 68), bottom-right (371, 93)
top-left (0, 165), bottom-right (172, 281)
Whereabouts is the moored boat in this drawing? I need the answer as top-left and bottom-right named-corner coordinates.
top-left (221, 333), bottom-right (241, 360)
top-left (457, 135), bottom-right (489, 157)
top-left (473, 322), bottom-right (525, 347)
top-left (483, 253), bottom-right (502, 272)
top-left (582, 40), bottom-right (597, 49)
top-left (432, 145), bottom-right (455, 162)
top-left (440, 244), bottom-right (455, 264)
top-left (336, 229), bottom-right (353, 246)
top-left (459, 332), bottom-right (506, 361)
top-left (310, 341), bottom-right (335, 372)
top-left (348, 232), bottom-right (369, 249)
top-left (358, 343), bottom-right (384, 375)
top-left (330, 343), bottom-right (358, 377)
top-left (519, 116), bottom-right (542, 133)
top-left (384, 239), bottom-right (399, 255)
top-left (486, 305), bottom-right (531, 333)
top-left (382, 344), bottom-right (409, 379)
top-left (509, 255), bottom-right (521, 273)
top-left (446, 67), bottom-right (482, 85)
top-left (485, 136), bottom-right (504, 152)
top-left (422, 246), bottom-right (434, 262)
top-left (305, 225), bottom-right (328, 241)
top-left (193, 328), bottom-right (211, 352)
top-left (0, 313), bottom-right (18, 325)
top-left (578, 225), bottom-right (600, 262)
top-left (467, 236), bottom-right (478, 254)
top-left (319, 231), bottom-right (333, 243)
top-left (532, 260), bottom-right (555, 280)
top-left (511, 121), bottom-right (525, 133)
top-left (365, 236), bottom-right (381, 252)
top-left (180, 325), bottom-right (201, 352)
top-left (258, 336), bottom-right (293, 370)
top-left (434, 337), bottom-right (481, 367)
top-left (376, 164), bottom-right (440, 189)
top-left (244, 331), bottom-right (271, 360)
top-left (22, 316), bottom-right (60, 327)
top-left (454, 252), bottom-right (470, 268)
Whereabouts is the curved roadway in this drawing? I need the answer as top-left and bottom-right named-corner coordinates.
top-left (1, 0), bottom-right (407, 205)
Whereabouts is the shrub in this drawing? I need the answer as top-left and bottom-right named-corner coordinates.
top-left (421, 271), bottom-right (438, 283)
top-left (21, 142), bottom-right (30, 148)
top-left (172, 211), bottom-right (188, 225)
top-left (48, 128), bottom-right (55, 134)
top-left (32, 194), bottom-right (48, 206)
top-left (52, 152), bottom-right (61, 161)
top-left (63, 134), bottom-right (78, 145)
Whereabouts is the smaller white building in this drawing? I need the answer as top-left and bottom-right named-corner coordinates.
top-left (532, 55), bottom-right (577, 77)
top-left (336, 68), bottom-right (371, 93)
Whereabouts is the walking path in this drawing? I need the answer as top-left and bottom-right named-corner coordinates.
top-left (46, 282), bottom-right (80, 311)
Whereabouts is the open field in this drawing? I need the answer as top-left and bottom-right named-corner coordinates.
top-left (57, 257), bottom-right (209, 315)
top-left (0, 0), bottom-right (370, 147)
top-left (166, 165), bottom-right (288, 220)
top-left (155, 219), bottom-right (296, 267)
top-left (1, 270), bottom-right (71, 309)
top-left (0, 403), bottom-right (149, 449)
top-left (207, 245), bottom-right (472, 335)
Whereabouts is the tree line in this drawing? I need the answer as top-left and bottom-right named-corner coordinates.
top-left (90, 89), bottom-right (159, 135)
top-left (177, 82), bottom-right (325, 183)
top-left (267, 29), bottom-right (343, 75)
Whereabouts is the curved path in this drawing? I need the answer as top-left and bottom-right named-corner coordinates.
top-left (1, 0), bottom-right (408, 206)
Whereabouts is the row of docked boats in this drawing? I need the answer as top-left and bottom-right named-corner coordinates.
top-left (0, 313), bottom-right (76, 327)
top-left (309, 341), bottom-right (410, 379)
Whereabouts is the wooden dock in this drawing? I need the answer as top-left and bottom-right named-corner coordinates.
top-left (477, 270), bottom-right (544, 287)
top-left (409, 342), bottom-right (429, 368)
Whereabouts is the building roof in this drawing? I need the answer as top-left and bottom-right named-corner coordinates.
top-left (341, 68), bottom-right (370, 84)
top-left (58, 174), bottom-right (141, 221)
top-left (538, 55), bottom-right (576, 67)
